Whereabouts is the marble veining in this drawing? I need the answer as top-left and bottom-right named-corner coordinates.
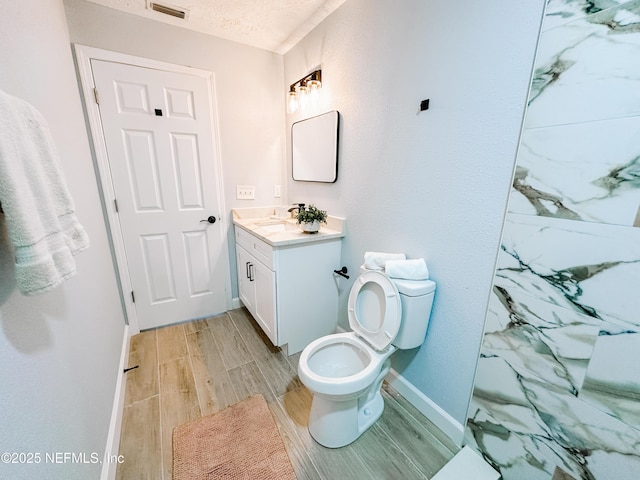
top-left (579, 322), bottom-right (640, 429)
top-left (495, 214), bottom-right (640, 327)
top-left (468, 213), bottom-right (640, 478)
top-left (467, 364), bottom-right (640, 480)
top-left (543, 0), bottom-right (628, 31)
top-left (485, 286), bottom-right (601, 395)
top-left (508, 117), bottom-right (640, 226)
top-left (527, 1), bottom-right (640, 128)
top-left (468, 1), bottom-right (640, 478)
top-left (510, 0), bottom-right (640, 228)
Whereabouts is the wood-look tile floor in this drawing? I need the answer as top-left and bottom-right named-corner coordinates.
top-left (115, 307), bottom-right (457, 480)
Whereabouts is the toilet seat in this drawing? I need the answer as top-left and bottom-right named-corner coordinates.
top-left (298, 332), bottom-right (392, 397)
top-left (348, 270), bottom-right (401, 351)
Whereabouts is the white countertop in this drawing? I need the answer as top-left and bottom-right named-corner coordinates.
top-left (232, 206), bottom-right (345, 247)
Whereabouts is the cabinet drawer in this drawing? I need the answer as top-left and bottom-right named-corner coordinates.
top-left (235, 227), bottom-right (253, 251)
top-left (251, 236), bottom-right (274, 269)
top-left (235, 227), bottom-right (274, 270)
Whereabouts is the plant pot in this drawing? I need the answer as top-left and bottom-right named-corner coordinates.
top-left (300, 220), bottom-right (320, 233)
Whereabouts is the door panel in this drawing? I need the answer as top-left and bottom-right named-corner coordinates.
top-left (91, 59), bottom-right (227, 329)
top-left (114, 81), bottom-right (150, 114)
top-left (140, 233), bottom-right (176, 303)
top-left (122, 129), bottom-right (163, 211)
top-left (171, 133), bottom-right (204, 209)
top-left (183, 230), bottom-right (212, 296)
top-left (165, 88), bottom-right (195, 118)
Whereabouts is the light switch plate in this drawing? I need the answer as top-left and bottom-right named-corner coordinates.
top-left (274, 185), bottom-right (281, 198)
top-left (236, 185), bottom-right (255, 200)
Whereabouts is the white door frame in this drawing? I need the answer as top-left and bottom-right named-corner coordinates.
top-left (74, 44), bottom-right (232, 334)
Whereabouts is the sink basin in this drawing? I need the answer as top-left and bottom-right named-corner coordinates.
top-left (256, 221), bottom-right (300, 233)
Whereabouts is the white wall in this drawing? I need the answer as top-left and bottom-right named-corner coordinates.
top-left (284, 0), bottom-right (545, 423)
top-left (63, 0), bottom-right (287, 298)
top-left (0, 1), bottom-right (126, 478)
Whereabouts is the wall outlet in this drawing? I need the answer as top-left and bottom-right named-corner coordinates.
top-left (236, 185), bottom-right (255, 200)
top-left (274, 185), bottom-right (281, 198)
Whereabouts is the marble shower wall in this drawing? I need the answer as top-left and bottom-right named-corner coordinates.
top-left (465, 1), bottom-right (640, 479)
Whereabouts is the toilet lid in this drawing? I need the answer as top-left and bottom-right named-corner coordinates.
top-left (348, 270), bottom-right (401, 351)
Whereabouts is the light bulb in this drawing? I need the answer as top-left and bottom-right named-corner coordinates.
top-left (287, 89), bottom-right (298, 114)
top-left (296, 83), bottom-right (308, 110)
top-left (308, 79), bottom-right (321, 107)
top-left (307, 78), bottom-right (321, 91)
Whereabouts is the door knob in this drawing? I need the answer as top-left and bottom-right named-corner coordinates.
top-left (200, 216), bottom-right (217, 224)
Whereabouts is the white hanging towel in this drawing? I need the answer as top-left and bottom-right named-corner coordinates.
top-left (363, 251), bottom-right (405, 270)
top-left (0, 89), bottom-right (89, 295)
top-left (385, 258), bottom-right (429, 280)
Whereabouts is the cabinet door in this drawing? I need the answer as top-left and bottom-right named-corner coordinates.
top-left (253, 260), bottom-right (277, 345)
top-left (236, 245), bottom-right (255, 313)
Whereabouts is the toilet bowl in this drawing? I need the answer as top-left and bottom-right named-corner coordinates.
top-left (298, 268), bottom-right (436, 448)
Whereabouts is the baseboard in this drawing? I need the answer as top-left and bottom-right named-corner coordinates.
top-left (231, 297), bottom-right (242, 310)
top-left (100, 325), bottom-right (131, 480)
top-left (385, 367), bottom-right (464, 446)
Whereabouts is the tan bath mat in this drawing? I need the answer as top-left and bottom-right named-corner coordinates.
top-left (172, 394), bottom-right (296, 480)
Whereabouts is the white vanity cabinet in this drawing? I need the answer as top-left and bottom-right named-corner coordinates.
top-left (234, 225), bottom-right (342, 354)
top-left (235, 240), bottom-right (276, 340)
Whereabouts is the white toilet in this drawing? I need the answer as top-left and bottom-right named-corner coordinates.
top-left (298, 268), bottom-right (436, 448)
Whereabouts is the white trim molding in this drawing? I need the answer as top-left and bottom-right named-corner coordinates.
top-left (385, 368), bottom-right (465, 447)
top-left (101, 325), bottom-right (131, 480)
top-left (231, 297), bottom-right (243, 310)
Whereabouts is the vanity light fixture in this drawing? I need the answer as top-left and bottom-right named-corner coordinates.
top-left (287, 69), bottom-right (322, 114)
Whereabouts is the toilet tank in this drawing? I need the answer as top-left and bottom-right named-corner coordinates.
top-left (391, 278), bottom-right (436, 349)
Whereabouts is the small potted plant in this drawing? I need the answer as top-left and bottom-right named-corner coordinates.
top-left (296, 204), bottom-right (327, 233)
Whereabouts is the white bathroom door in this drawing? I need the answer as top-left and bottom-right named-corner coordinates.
top-left (91, 59), bottom-right (228, 330)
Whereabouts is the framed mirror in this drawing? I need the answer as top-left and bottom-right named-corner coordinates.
top-left (292, 110), bottom-right (339, 183)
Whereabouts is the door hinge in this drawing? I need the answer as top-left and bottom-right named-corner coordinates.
top-left (93, 87), bottom-right (100, 105)
top-left (114, 198), bottom-right (119, 212)
top-left (131, 291), bottom-right (135, 303)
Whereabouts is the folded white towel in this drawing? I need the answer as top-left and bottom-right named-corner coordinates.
top-left (0, 89), bottom-right (89, 295)
top-left (385, 258), bottom-right (429, 280)
top-left (364, 251), bottom-right (405, 270)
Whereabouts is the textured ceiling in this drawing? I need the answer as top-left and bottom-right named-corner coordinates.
top-left (84, 0), bottom-right (346, 54)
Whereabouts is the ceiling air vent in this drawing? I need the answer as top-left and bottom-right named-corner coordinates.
top-left (149, 2), bottom-right (188, 20)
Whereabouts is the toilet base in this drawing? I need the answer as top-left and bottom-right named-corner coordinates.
top-left (308, 359), bottom-right (390, 448)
